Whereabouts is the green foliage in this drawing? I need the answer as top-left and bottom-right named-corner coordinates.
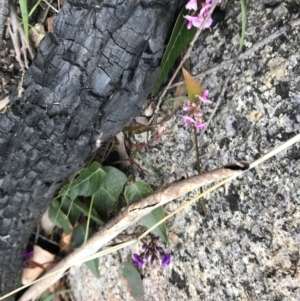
top-left (85, 257), bottom-right (100, 278)
top-left (141, 207), bottom-right (167, 243)
top-left (48, 200), bottom-right (72, 234)
top-left (60, 197), bottom-right (81, 226)
top-left (71, 224), bottom-right (100, 278)
top-left (119, 262), bottom-right (143, 301)
top-left (63, 198), bottom-right (105, 226)
top-left (93, 166), bottom-right (127, 221)
top-left (125, 181), bottom-right (167, 242)
top-left (125, 181), bottom-right (153, 205)
top-left (152, 7), bottom-right (197, 95)
top-left (50, 162), bottom-right (168, 278)
top-left (19, 0), bottom-right (29, 40)
top-left (61, 162), bottom-right (107, 201)
top-left (19, 0), bottom-right (43, 41)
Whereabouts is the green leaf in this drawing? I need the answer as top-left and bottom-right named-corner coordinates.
top-left (60, 198), bottom-right (81, 226)
top-left (85, 258), bottom-right (100, 279)
top-left (119, 262), bottom-right (143, 301)
top-left (71, 224), bottom-right (86, 248)
top-left (141, 207), bottom-right (167, 243)
top-left (116, 194), bottom-right (127, 214)
top-left (125, 181), bottom-right (153, 205)
top-left (74, 198), bottom-right (105, 225)
top-left (152, 7), bottom-right (197, 95)
top-left (71, 224), bottom-right (100, 278)
top-left (93, 166), bottom-right (127, 220)
top-left (182, 67), bottom-right (204, 103)
top-left (125, 181), bottom-right (167, 242)
top-left (48, 200), bottom-right (72, 234)
top-left (61, 162), bottom-right (107, 201)
top-left (19, 0), bottom-right (29, 41)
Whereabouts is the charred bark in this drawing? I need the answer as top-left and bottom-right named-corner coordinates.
top-left (0, 0), bottom-right (183, 298)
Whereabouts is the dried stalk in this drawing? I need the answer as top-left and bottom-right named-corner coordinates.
top-left (7, 2), bottom-right (35, 71)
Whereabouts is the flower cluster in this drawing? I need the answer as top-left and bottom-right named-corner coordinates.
top-left (132, 236), bottom-right (171, 268)
top-left (184, 0), bottom-right (221, 29)
top-left (181, 90), bottom-right (212, 131)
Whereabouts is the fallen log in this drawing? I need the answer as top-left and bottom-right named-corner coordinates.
top-left (0, 0), bottom-right (184, 298)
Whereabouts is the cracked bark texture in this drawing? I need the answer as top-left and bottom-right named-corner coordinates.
top-left (0, 0), bottom-right (184, 299)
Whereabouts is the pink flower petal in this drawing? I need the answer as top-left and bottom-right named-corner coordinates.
top-left (185, 0), bottom-right (198, 11)
top-left (195, 122), bottom-right (207, 131)
top-left (181, 115), bottom-right (196, 126)
top-left (196, 90), bottom-right (212, 104)
top-left (182, 105), bottom-right (194, 111)
top-left (183, 15), bottom-right (202, 29)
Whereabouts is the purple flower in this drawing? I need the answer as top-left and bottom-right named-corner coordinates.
top-left (196, 90), bottom-right (212, 104)
top-left (161, 254), bottom-right (171, 267)
top-left (132, 253), bottom-right (144, 267)
top-left (157, 246), bottom-right (163, 253)
top-left (185, 0), bottom-right (198, 11)
top-left (23, 249), bottom-right (33, 268)
top-left (181, 115), bottom-right (196, 126)
top-left (183, 103), bottom-right (197, 111)
top-left (194, 121), bottom-right (207, 131)
top-left (183, 15), bottom-right (202, 29)
top-left (23, 250), bottom-right (33, 260)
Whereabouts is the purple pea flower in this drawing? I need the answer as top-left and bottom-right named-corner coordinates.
top-left (132, 235), bottom-right (172, 268)
top-left (161, 254), bottom-right (171, 267)
top-left (196, 90), bottom-right (212, 104)
top-left (183, 15), bottom-right (203, 29)
top-left (181, 115), bottom-right (196, 126)
top-left (23, 250), bottom-right (33, 260)
top-left (132, 253), bottom-right (144, 267)
top-left (23, 249), bottom-right (33, 268)
top-left (194, 121), bottom-right (207, 131)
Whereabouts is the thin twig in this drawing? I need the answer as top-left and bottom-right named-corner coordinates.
top-left (42, 0), bottom-right (58, 13)
top-left (193, 125), bottom-right (207, 214)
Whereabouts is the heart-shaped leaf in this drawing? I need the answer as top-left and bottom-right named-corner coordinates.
top-left (119, 262), bottom-right (143, 301)
top-left (93, 166), bottom-right (127, 220)
top-left (61, 162), bottom-right (107, 201)
top-left (141, 207), bottom-right (167, 243)
top-left (125, 181), bottom-right (167, 242)
top-left (124, 181), bottom-right (153, 205)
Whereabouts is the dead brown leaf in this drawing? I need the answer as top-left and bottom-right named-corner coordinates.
top-left (47, 15), bottom-right (57, 33)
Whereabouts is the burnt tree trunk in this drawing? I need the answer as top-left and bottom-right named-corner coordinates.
top-left (0, 0), bottom-right (183, 298)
